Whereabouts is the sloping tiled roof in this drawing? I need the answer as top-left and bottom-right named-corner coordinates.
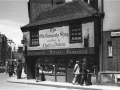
top-left (21, 0), bottom-right (99, 30)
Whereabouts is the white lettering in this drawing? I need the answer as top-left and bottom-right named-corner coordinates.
top-left (60, 31), bottom-right (69, 38)
top-left (39, 33), bottom-right (59, 38)
top-left (42, 42), bottom-right (66, 48)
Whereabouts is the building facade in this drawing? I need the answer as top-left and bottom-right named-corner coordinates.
top-left (0, 33), bottom-right (17, 66)
top-left (97, 0), bottom-right (120, 84)
top-left (21, 0), bottom-right (101, 83)
top-left (0, 34), bottom-right (2, 64)
top-left (0, 34), bottom-right (8, 65)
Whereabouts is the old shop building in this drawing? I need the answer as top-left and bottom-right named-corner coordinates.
top-left (21, 0), bottom-right (101, 83)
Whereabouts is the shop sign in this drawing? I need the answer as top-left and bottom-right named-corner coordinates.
top-left (27, 48), bottom-right (94, 56)
top-left (111, 32), bottom-right (120, 37)
top-left (39, 26), bottom-right (69, 48)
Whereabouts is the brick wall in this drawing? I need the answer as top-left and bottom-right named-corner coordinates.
top-left (103, 30), bottom-right (120, 71)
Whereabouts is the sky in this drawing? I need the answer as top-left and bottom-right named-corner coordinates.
top-left (0, 0), bottom-right (74, 46)
top-left (0, 0), bottom-right (29, 46)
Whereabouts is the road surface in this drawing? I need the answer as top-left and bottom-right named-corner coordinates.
top-left (0, 66), bottom-right (83, 90)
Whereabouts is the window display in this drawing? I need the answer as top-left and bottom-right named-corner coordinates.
top-left (39, 57), bottom-right (66, 74)
top-left (57, 58), bottom-right (66, 73)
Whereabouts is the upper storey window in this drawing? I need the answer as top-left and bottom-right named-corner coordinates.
top-left (108, 41), bottom-right (112, 57)
top-left (69, 22), bottom-right (82, 43)
top-left (30, 29), bottom-right (39, 46)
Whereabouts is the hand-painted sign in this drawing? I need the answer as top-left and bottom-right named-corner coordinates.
top-left (39, 26), bottom-right (69, 48)
top-left (27, 48), bottom-right (94, 56)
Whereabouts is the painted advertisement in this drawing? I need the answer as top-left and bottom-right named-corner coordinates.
top-left (28, 22), bottom-right (94, 50)
top-left (39, 26), bottom-right (69, 48)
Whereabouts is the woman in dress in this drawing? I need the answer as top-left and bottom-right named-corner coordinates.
top-left (35, 60), bottom-right (41, 82)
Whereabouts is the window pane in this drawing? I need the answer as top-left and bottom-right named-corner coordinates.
top-left (108, 41), bottom-right (112, 56)
top-left (70, 24), bottom-right (82, 43)
top-left (30, 31), bottom-right (39, 46)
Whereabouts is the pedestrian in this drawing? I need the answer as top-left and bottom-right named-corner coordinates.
top-left (5, 61), bottom-right (8, 73)
top-left (35, 60), bottom-right (41, 82)
top-left (11, 61), bottom-right (15, 76)
top-left (8, 61), bottom-right (12, 77)
top-left (72, 60), bottom-right (81, 85)
top-left (17, 60), bottom-right (22, 79)
top-left (80, 58), bottom-right (89, 86)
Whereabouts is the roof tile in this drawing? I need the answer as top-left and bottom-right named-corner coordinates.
top-left (21, 0), bottom-right (98, 29)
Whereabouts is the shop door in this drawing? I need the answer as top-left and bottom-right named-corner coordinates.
top-left (66, 56), bottom-right (76, 83)
top-left (56, 57), bottom-right (66, 82)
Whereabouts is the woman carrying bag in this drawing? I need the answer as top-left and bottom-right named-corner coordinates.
top-left (72, 60), bottom-right (81, 85)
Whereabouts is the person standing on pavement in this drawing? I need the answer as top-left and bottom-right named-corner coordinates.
top-left (80, 58), bottom-right (89, 86)
top-left (35, 60), bottom-right (41, 82)
top-left (8, 61), bottom-right (12, 77)
top-left (72, 60), bottom-right (80, 85)
top-left (17, 60), bottom-right (22, 79)
top-left (5, 61), bottom-right (8, 73)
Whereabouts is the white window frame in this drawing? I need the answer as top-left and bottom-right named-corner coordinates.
top-left (108, 41), bottom-right (112, 57)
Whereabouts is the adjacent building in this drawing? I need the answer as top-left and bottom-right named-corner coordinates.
top-left (0, 34), bottom-right (2, 64)
top-left (0, 33), bottom-right (17, 66)
top-left (0, 34), bottom-right (8, 65)
top-left (98, 0), bottom-right (120, 83)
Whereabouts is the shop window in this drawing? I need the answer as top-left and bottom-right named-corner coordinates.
top-left (69, 23), bottom-right (82, 43)
top-left (39, 57), bottom-right (66, 74)
top-left (108, 41), bottom-right (112, 57)
top-left (30, 30), bottom-right (39, 46)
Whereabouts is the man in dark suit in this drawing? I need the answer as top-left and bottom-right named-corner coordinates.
top-left (80, 58), bottom-right (89, 85)
top-left (17, 60), bottom-right (22, 79)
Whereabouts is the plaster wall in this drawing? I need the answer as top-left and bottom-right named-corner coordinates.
top-left (103, 0), bottom-right (120, 31)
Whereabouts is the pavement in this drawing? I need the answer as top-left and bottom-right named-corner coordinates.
top-left (7, 72), bottom-right (120, 90)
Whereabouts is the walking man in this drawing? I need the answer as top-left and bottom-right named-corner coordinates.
top-left (17, 60), bottom-right (22, 79)
top-left (80, 58), bottom-right (89, 86)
